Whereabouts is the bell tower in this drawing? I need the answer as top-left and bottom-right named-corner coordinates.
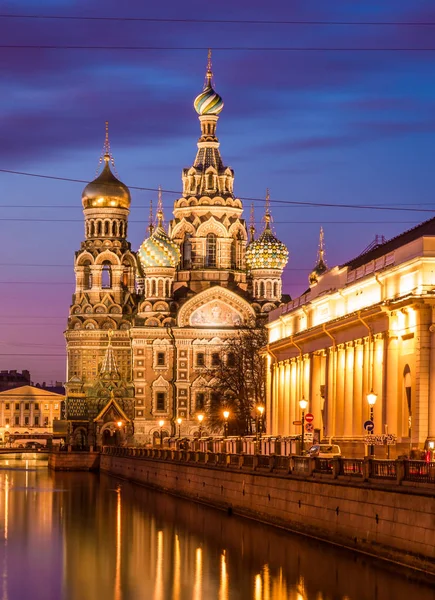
top-left (64, 124), bottom-right (136, 445)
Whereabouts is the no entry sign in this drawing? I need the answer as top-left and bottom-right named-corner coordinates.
top-left (305, 413), bottom-right (314, 423)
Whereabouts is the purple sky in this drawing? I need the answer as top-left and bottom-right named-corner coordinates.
top-left (1, 0), bottom-right (435, 383)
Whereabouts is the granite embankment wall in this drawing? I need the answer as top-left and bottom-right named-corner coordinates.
top-left (48, 451), bottom-right (100, 471)
top-left (101, 453), bottom-right (435, 575)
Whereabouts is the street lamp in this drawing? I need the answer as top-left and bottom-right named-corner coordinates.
top-left (223, 410), bottom-right (230, 438)
top-left (158, 419), bottom-right (165, 447)
top-left (177, 417), bottom-right (182, 439)
top-left (299, 398), bottom-right (308, 454)
top-left (116, 421), bottom-right (123, 428)
top-left (197, 413), bottom-right (204, 438)
top-left (367, 390), bottom-right (377, 457)
top-left (256, 405), bottom-right (265, 439)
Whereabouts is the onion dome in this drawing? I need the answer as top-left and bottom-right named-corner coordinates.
top-left (82, 123), bottom-right (131, 210)
top-left (309, 227), bottom-right (328, 285)
top-left (138, 188), bottom-right (180, 269)
top-left (245, 191), bottom-right (289, 271)
top-left (246, 223), bottom-right (289, 270)
top-left (82, 155), bottom-right (131, 210)
top-left (194, 50), bottom-right (224, 116)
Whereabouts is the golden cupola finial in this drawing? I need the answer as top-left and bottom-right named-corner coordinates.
top-left (82, 122), bottom-right (130, 210)
top-left (264, 188), bottom-right (271, 229)
top-left (156, 185), bottom-right (164, 228)
top-left (148, 197), bottom-right (154, 235)
top-left (249, 202), bottom-right (256, 242)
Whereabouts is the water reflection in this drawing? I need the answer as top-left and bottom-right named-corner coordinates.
top-left (0, 459), bottom-right (434, 600)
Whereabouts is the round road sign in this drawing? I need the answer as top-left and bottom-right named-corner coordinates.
top-left (305, 413), bottom-right (314, 423)
top-left (363, 420), bottom-right (374, 432)
top-left (305, 423), bottom-right (314, 432)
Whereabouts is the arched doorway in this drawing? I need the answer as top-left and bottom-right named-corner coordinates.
top-left (102, 426), bottom-right (121, 447)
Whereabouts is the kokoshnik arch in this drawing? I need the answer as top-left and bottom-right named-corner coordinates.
top-left (64, 52), bottom-right (289, 446)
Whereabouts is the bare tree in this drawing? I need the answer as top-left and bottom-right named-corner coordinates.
top-left (205, 327), bottom-right (267, 435)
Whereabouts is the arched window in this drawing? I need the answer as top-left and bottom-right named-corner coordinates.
top-left (104, 221), bottom-right (110, 236)
top-left (274, 282), bottom-right (279, 298)
top-left (83, 262), bottom-right (92, 290)
top-left (182, 233), bottom-right (192, 269)
top-left (206, 233), bottom-right (217, 268)
top-left (207, 173), bottom-right (214, 189)
top-left (259, 281), bottom-right (265, 298)
top-left (231, 239), bottom-right (237, 269)
top-left (122, 264), bottom-right (129, 287)
top-left (151, 280), bottom-right (157, 297)
top-left (266, 281), bottom-right (272, 298)
top-left (101, 262), bottom-right (112, 289)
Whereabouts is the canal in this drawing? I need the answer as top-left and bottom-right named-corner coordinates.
top-left (0, 458), bottom-right (433, 600)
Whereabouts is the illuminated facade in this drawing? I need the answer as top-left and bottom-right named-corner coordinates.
top-left (0, 385), bottom-right (63, 444)
top-left (266, 221), bottom-right (435, 454)
top-left (64, 53), bottom-right (288, 445)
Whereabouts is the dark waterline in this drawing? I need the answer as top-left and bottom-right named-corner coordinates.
top-left (0, 458), bottom-right (434, 600)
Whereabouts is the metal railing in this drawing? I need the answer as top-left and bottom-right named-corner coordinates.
top-left (101, 447), bottom-right (435, 488)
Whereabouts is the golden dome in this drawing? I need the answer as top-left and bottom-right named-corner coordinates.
top-left (82, 155), bottom-right (131, 210)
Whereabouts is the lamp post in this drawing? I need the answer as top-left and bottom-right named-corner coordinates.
top-left (367, 390), bottom-right (377, 457)
top-left (176, 417), bottom-right (182, 439)
top-left (223, 410), bottom-right (229, 438)
top-left (299, 398), bottom-right (308, 455)
top-left (256, 405), bottom-right (265, 440)
top-left (197, 413), bottom-right (204, 438)
top-left (158, 419), bottom-right (164, 447)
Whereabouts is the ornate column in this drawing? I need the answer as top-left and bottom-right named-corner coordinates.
top-left (344, 341), bottom-right (354, 437)
top-left (414, 304), bottom-right (431, 445)
top-left (290, 359), bottom-right (297, 435)
top-left (284, 361), bottom-right (291, 434)
top-left (428, 320), bottom-right (435, 441)
top-left (326, 347), bottom-right (336, 438)
top-left (373, 333), bottom-right (385, 435)
top-left (353, 339), bottom-right (363, 438)
top-left (385, 329), bottom-right (399, 438)
top-left (335, 344), bottom-right (345, 437)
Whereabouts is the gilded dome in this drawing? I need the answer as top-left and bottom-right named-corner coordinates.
top-left (245, 225), bottom-right (289, 271)
top-left (309, 260), bottom-right (327, 285)
top-left (138, 226), bottom-right (180, 269)
top-left (194, 84), bottom-right (224, 116)
top-left (82, 156), bottom-right (131, 210)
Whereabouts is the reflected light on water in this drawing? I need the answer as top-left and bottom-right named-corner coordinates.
top-left (2, 473), bottom-right (9, 600)
top-left (219, 550), bottom-right (228, 600)
top-left (255, 573), bottom-right (263, 600)
top-left (154, 530), bottom-right (163, 600)
top-left (193, 547), bottom-right (202, 600)
top-left (114, 487), bottom-right (122, 600)
top-left (173, 534), bottom-right (180, 600)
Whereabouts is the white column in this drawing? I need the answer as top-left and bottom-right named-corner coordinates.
top-left (344, 342), bottom-right (354, 437)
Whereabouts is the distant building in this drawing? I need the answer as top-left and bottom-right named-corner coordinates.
top-left (266, 220), bottom-right (435, 456)
top-left (0, 385), bottom-right (63, 444)
top-left (0, 370), bottom-right (31, 392)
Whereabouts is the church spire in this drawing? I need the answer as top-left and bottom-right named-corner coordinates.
top-left (156, 185), bottom-right (164, 228)
top-left (309, 226), bottom-right (328, 285)
top-left (249, 202), bottom-right (255, 242)
top-left (148, 197), bottom-right (154, 236)
top-left (263, 188), bottom-right (272, 230)
top-left (100, 330), bottom-right (119, 377)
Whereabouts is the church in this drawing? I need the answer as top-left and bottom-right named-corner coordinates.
top-left (64, 54), bottom-right (289, 446)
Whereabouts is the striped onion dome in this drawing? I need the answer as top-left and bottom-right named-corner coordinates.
top-left (245, 224), bottom-right (289, 271)
top-left (138, 226), bottom-right (180, 269)
top-left (194, 84), bottom-right (224, 116)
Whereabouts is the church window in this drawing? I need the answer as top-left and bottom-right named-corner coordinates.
top-left (231, 239), bottom-right (237, 269)
top-left (83, 262), bottom-right (92, 290)
top-left (210, 392), bottom-right (220, 408)
top-left (274, 282), bottom-right (279, 297)
top-left (182, 234), bottom-right (192, 269)
top-left (266, 281), bottom-right (272, 298)
top-left (156, 392), bottom-right (166, 412)
top-left (151, 280), bottom-right (157, 297)
top-left (206, 233), bottom-right (217, 267)
top-left (196, 353), bottom-right (205, 367)
top-left (259, 281), bottom-right (265, 298)
top-left (157, 352), bottom-right (165, 367)
top-left (122, 266), bottom-right (129, 287)
top-left (104, 221), bottom-right (110, 236)
top-left (101, 262), bottom-right (112, 289)
top-left (195, 393), bottom-right (205, 411)
top-left (207, 173), bottom-right (214, 189)
top-left (211, 353), bottom-right (220, 366)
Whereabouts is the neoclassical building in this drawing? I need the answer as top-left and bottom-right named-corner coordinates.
top-left (64, 54), bottom-right (289, 445)
top-left (266, 221), bottom-right (435, 455)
